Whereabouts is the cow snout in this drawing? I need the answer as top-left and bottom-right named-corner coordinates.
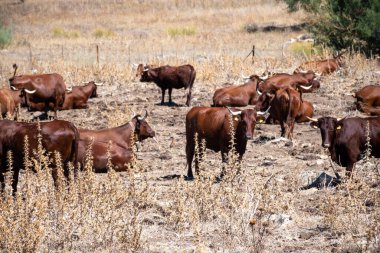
top-left (149, 130), bottom-right (156, 137)
top-left (245, 134), bottom-right (253, 140)
top-left (322, 143), bottom-right (330, 148)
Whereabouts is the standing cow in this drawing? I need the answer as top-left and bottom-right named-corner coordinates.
top-left (9, 73), bottom-right (67, 119)
top-left (309, 116), bottom-right (380, 178)
top-left (0, 119), bottom-right (79, 194)
top-left (185, 107), bottom-right (257, 180)
top-left (256, 87), bottom-right (303, 140)
top-left (140, 64), bottom-right (196, 106)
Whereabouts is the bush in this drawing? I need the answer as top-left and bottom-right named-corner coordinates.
top-left (283, 0), bottom-right (380, 56)
top-left (51, 27), bottom-right (80, 38)
top-left (0, 24), bottom-right (12, 48)
top-left (288, 41), bottom-right (322, 58)
top-left (93, 28), bottom-right (114, 38)
top-left (166, 26), bottom-right (196, 37)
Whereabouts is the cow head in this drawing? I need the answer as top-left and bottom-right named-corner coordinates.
top-left (87, 81), bottom-right (98, 98)
top-left (139, 67), bottom-right (158, 82)
top-left (132, 110), bottom-right (156, 142)
top-left (227, 107), bottom-right (257, 140)
top-left (255, 89), bottom-right (275, 114)
top-left (135, 64), bottom-right (144, 77)
top-left (9, 75), bottom-right (37, 94)
top-left (309, 116), bottom-right (343, 148)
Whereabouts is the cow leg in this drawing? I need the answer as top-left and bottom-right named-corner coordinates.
top-left (12, 169), bottom-right (20, 195)
top-left (0, 171), bottom-right (4, 192)
top-left (168, 88), bottom-right (174, 106)
top-left (160, 89), bottom-right (166, 105)
top-left (185, 143), bottom-right (195, 180)
top-left (186, 89), bottom-right (192, 107)
top-left (280, 121), bottom-right (286, 137)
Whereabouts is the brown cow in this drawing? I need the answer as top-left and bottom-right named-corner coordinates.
top-left (0, 119), bottom-right (79, 194)
top-left (135, 64), bottom-right (158, 78)
top-left (79, 110), bottom-right (155, 150)
top-left (0, 89), bottom-right (16, 118)
top-left (212, 75), bottom-right (264, 107)
top-left (140, 64), bottom-right (196, 106)
top-left (353, 85), bottom-right (380, 115)
top-left (257, 71), bottom-right (318, 95)
top-left (265, 100), bottom-right (314, 124)
top-left (78, 140), bottom-right (133, 173)
top-left (309, 116), bottom-right (380, 178)
top-left (256, 87), bottom-right (302, 140)
top-left (185, 107), bottom-right (257, 180)
top-left (9, 73), bottom-right (67, 119)
top-left (294, 51), bottom-right (346, 75)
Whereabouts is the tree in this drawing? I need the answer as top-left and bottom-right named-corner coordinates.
top-left (283, 0), bottom-right (380, 56)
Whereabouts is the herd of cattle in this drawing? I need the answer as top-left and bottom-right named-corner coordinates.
top-left (1, 51), bottom-right (379, 193)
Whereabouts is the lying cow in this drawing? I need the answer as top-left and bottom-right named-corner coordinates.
top-left (9, 72), bottom-right (67, 119)
top-left (79, 110), bottom-right (155, 150)
top-left (140, 64), bottom-right (196, 106)
top-left (0, 88), bottom-right (17, 119)
top-left (256, 87), bottom-right (302, 140)
top-left (0, 119), bottom-right (79, 194)
top-left (294, 51), bottom-right (346, 75)
top-left (185, 106), bottom-right (257, 180)
top-left (309, 116), bottom-right (380, 178)
top-left (353, 85), bottom-right (380, 115)
top-left (212, 75), bottom-right (263, 107)
top-left (78, 140), bottom-right (133, 173)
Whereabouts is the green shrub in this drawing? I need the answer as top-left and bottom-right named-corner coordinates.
top-left (0, 25), bottom-right (12, 48)
top-left (289, 42), bottom-right (323, 58)
top-left (93, 28), bottom-right (114, 38)
top-left (166, 26), bottom-right (196, 37)
top-left (51, 27), bottom-right (80, 38)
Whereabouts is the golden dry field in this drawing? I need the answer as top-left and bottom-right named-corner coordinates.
top-left (0, 0), bottom-right (380, 252)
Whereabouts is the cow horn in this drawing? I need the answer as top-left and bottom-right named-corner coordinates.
top-left (306, 116), bottom-right (318, 122)
top-left (137, 109), bottom-right (148, 120)
top-left (11, 86), bottom-right (18, 91)
top-left (299, 84), bottom-right (313, 90)
top-left (315, 72), bottom-right (322, 77)
top-left (12, 64), bottom-right (18, 77)
top-left (66, 87), bottom-right (73, 92)
top-left (94, 82), bottom-right (103, 86)
top-left (259, 74), bottom-right (269, 80)
top-left (143, 66), bottom-right (149, 72)
top-left (226, 107), bottom-right (241, 116)
top-left (132, 111), bottom-right (137, 118)
top-left (24, 88), bottom-right (36, 94)
top-left (257, 106), bottom-right (271, 116)
top-left (241, 73), bottom-right (250, 80)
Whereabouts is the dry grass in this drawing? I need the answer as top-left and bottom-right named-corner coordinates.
top-left (0, 0), bottom-right (379, 252)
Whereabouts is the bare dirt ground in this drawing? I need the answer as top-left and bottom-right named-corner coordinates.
top-left (1, 1), bottom-right (380, 252)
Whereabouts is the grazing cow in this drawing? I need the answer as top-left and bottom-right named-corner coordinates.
top-left (9, 73), bottom-right (67, 119)
top-left (0, 89), bottom-right (16, 118)
top-left (185, 107), bottom-right (257, 180)
top-left (212, 75), bottom-right (264, 107)
top-left (135, 64), bottom-right (158, 78)
top-left (140, 64), bottom-right (196, 106)
top-left (257, 71), bottom-right (318, 95)
top-left (79, 110), bottom-right (155, 150)
top-left (294, 51), bottom-right (346, 75)
top-left (309, 116), bottom-right (380, 178)
top-left (256, 87), bottom-right (302, 140)
top-left (353, 85), bottom-right (380, 115)
top-left (0, 119), bottom-right (79, 194)
top-left (78, 140), bottom-right (133, 173)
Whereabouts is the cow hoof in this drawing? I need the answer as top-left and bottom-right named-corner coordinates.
top-left (184, 175), bottom-right (194, 181)
top-left (214, 176), bottom-right (223, 183)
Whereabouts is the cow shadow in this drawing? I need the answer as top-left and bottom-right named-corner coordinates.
top-left (300, 172), bottom-right (342, 190)
top-left (155, 102), bottom-right (186, 107)
top-left (32, 113), bottom-right (54, 121)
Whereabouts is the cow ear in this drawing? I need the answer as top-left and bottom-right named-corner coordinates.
top-left (310, 121), bottom-right (319, 129)
top-left (256, 115), bottom-right (266, 124)
top-left (233, 116), bottom-right (240, 121)
top-left (336, 123), bottom-right (343, 130)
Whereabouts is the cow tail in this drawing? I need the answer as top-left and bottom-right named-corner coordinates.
top-left (286, 88), bottom-right (293, 121)
top-left (71, 124), bottom-right (80, 178)
top-left (188, 67), bottom-right (196, 96)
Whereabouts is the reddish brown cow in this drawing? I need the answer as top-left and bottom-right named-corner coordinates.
top-left (257, 71), bottom-right (318, 95)
top-left (309, 116), bottom-right (380, 178)
top-left (140, 64), bottom-right (196, 106)
top-left (9, 73), bottom-right (67, 119)
top-left (294, 51), bottom-right (345, 75)
top-left (186, 107), bottom-right (257, 180)
top-left (212, 75), bottom-right (264, 107)
top-left (79, 111), bottom-right (155, 150)
top-left (135, 64), bottom-right (158, 78)
top-left (265, 100), bottom-right (314, 124)
top-left (353, 85), bottom-right (380, 115)
top-left (0, 89), bottom-right (16, 118)
top-left (0, 119), bottom-right (79, 194)
top-left (256, 87), bottom-right (302, 140)
top-left (78, 140), bottom-right (133, 173)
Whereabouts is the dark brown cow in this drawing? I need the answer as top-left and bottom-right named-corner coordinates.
top-left (256, 87), bottom-right (302, 140)
top-left (78, 140), bottom-right (133, 173)
top-left (309, 116), bottom-right (380, 177)
top-left (140, 64), bottom-right (196, 106)
top-left (0, 89), bottom-right (16, 118)
top-left (212, 75), bottom-right (263, 107)
top-left (9, 73), bottom-right (67, 118)
top-left (79, 111), bottom-right (155, 150)
top-left (185, 107), bottom-right (257, 180)
top-left (294, 51), bottom-right (345, 75)
top-left (353, 85), bottom-right (380, 115)
top-left (135, 64), bottom-right (158, 78)
top-left (0, 119), bottom-right (79, 193)
top-left (257, 71), bottom-right (318, 95)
